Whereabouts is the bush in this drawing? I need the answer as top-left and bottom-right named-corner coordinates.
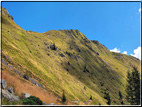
top-left (50, 43), bottom-right (57, 50)
top-left (84, 86), bottom-right (86, 90)
top-left (22, 96), bottom-right (42, 105)
top-left (23, 74), bottom-right (29, 80)
top-left (83, 65), bottom-right (89, 73)
top-left (65, 51), bottom-right (72, 56)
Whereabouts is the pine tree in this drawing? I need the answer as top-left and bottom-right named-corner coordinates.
top-left (119, 91), bottom-right (123, 100)
top-left (90, 95), bottom-right (92, 100)
top-left (133, 67), bottom-right (140, 105)
top-left (126, 67), bottom-right (140, 105)
top-left (83, 64), bottom-right (87, 72)
top-left (62, 90), bottom-right (66, 103)
top-left (119, 91), bottom-right (123, 104)
top-left (104, 90), bottom-right (111, 105)
top-left (106, 92), bottom-right (111, 105)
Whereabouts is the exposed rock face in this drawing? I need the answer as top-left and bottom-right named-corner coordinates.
top-left (2, 57), bottom-right (44, 89)
top-left (29, 77), bottom-right (43, 88)
top-left (2, 8), bottom-right (14, 20)
top-left (2, 89), bottom-right (19, 101)
top-left (2, 79), bottom-right (7, 89)
top-left (24, 93), bottom-right (31, 98)
top-left (13, 69), bottom-right (24, 77)
top-left (8, 14), bottom-right (14, 20)
top-left (2, 59), bottom-right (13, 69)
top-left (8, 87), bottom-right (14, 94)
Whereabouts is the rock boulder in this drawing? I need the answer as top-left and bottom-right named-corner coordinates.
top-left (2, 89), bottom-right (19, 101)
top-left (8, 87), bottom-right (14, 94)
top-left (2, 79), bottom-right (7, 89)
top-left (24, 93), bottom-right (31, 98)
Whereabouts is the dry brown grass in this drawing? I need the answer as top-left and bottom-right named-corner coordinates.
top-left (2, 69), bottom-right (67, 105)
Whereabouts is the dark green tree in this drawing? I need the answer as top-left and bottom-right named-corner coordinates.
top-left (119, 91), bottom-right (123, 100)
top-left (84, 86), bottom-right (86, 90)
top-left (83, 64), bottom-right (87, 72)
top-left (104, 90), bottom-right (111, 105)
top-left (119, 91), bottom-right (124, 105)
top-left (106, 92), bottom-right (111, 105)
top-left (90, 95), bottom-right (92, 100)
top-left (83, 64), bottom-right (89, 73)
top-left (22, 96), bottom-right (42, 105)
top-left (50, 43), bottom-right (57, 50)
top-left (126, 67), bottom-right (140, 105)
top-left (62, 90), bottom-right (66, 103)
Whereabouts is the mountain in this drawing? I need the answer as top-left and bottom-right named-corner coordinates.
top-left (1, 7), bottom-right (140, 105)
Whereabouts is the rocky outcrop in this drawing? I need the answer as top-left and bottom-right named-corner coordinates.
top-left (2, 89), bottom-right (19, 101)
top-left (8, 14), bottom-right (14, 20)
top-left (8, 87), bottom-right (14, 94)
top-left (13, 69), bottom-right (24, 77)
top-left (23, 93), bottom-right (31, 98)
top-left (2, 59), bottom-right (13, 69)
top-left (1, 79), bottom-right (7, 89)
top-left (1, 79), bottom-right (19, 101)
top-left (2, 8), bottom-right (14, 20)
top-left (29, 77), bottom-right (43, 88)
top-left (2, 58), bottom-right (43, 89)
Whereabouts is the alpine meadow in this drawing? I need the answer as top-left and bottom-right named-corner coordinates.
top-left (1, 4), bottom-right (141, 106)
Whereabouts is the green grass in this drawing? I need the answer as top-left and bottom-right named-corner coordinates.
top-left (2, 98), bottom-right (22, 105)
top-left (1, 7), bottom-right (140, 105)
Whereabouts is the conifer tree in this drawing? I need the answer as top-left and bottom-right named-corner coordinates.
top-left (119, 91), bottom-right (123, 100)
top-left (62, 90), bottom-right (66, 103)
top-left (104, 90), bottom-right (111, 105)
top-left (90, 95), bottom-right (92, 100)
top-left (126, 67), bottom-right (140, 105)
top-left (119, 91), bottom-right (123, 104)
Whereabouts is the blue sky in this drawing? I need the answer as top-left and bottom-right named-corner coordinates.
top-left (2, 2), bottom-right (141, 59)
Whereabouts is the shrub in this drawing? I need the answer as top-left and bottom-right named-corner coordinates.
top-left (23, 74), bottom-right (29, 80)
top-left (83, 65), bottom-right (89, 73)
top-left (84, 86), bottom-right (86, 90)
top-left (22, 96), bottom-right (42, 105)
top-left (65, 51), bottom-right (72, 56)
top-left (50, 43), bottom-right (57, 50)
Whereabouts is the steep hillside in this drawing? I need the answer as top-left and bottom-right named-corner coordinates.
top-left (1, 8), bottom-right (140, 105)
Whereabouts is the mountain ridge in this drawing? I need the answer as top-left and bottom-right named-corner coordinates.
top-left (1, 7), bottom-right (140, 105)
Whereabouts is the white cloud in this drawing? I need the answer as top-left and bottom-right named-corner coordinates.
top-left (110, 48), bottom-right (120, 53)
top-left (130, 46), bottom-right (141, 60)
top-left (139, 8), bottom-right (141, 12)
top-left (122, 51), bottom-right (127, 55)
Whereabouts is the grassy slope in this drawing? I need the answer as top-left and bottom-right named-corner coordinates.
top-left (2, 8), bottom-right (140, 105)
